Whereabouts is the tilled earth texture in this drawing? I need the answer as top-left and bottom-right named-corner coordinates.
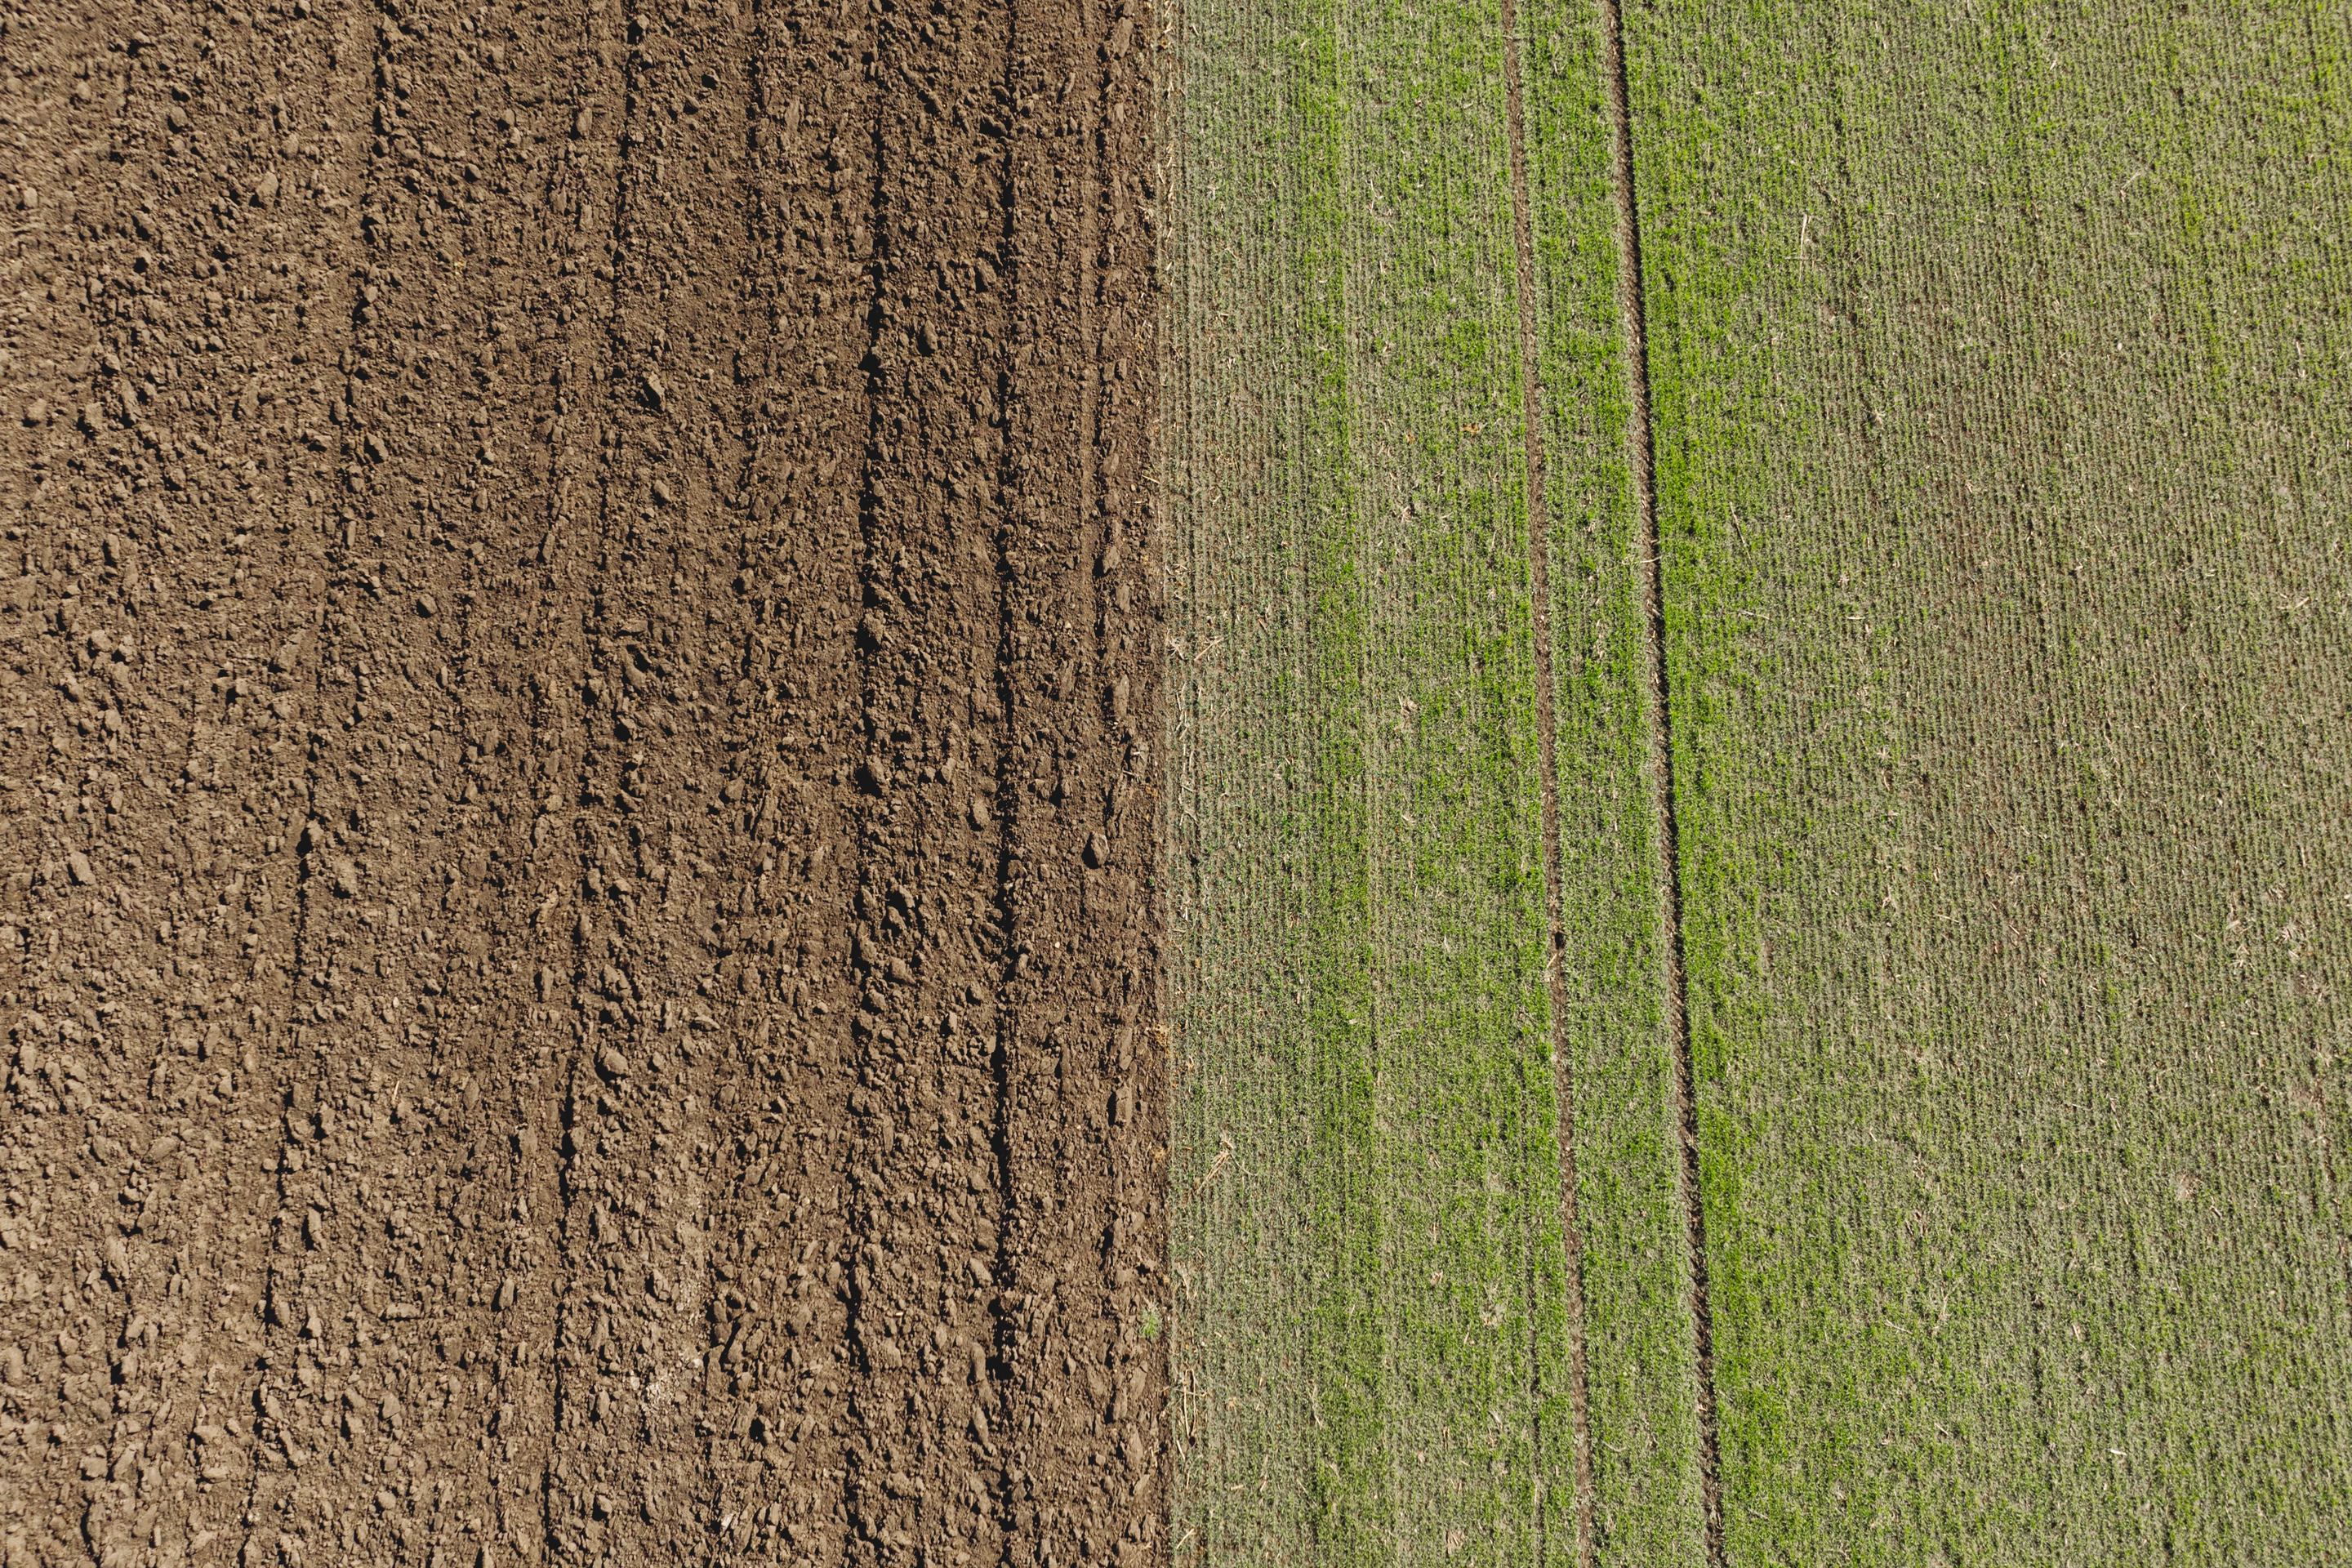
top-left (0, 1), bottom-right (1169, 1566)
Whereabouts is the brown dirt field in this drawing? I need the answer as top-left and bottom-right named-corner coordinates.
top-left (0, 0), bottom-right (1167, 1565)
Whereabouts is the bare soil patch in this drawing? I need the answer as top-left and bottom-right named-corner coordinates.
top-left (0, 0), bottom-right (1165, 1564)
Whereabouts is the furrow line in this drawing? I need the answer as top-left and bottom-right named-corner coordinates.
top-left (688, 0), bottom-right (871, 1559)
top-left (984, 6), bottom-right (1025, 1541)
top-left (528, 11), bottom-right (630, 1557)
top-left (985, 0), bottom-right (1171, 1558)
top-left (1497, 3), bottom-right (1598, 1565)
top-left (833, 0), bottom-right (1027, 1558)
top-left (1592, 0), bottom-right (1725, 1560)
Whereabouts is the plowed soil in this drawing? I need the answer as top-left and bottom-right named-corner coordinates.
top-left (0, 0), bottom-right (1167, 1564)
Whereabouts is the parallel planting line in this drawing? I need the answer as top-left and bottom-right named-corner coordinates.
top-left (1497, 1), bottom-right (1598, 1563)
top-left (1592, 0), bottom-right (1725, 1560)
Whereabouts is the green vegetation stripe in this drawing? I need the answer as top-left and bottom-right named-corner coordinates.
top-left (1157, 0), bottom-right (1338, 1554)
top-left (1158, 0), bottom-right (1642, 1559)
top-left (1627, 0), bottom-right (2352, 1559)
top-left (1521, 0), bottom-right (1713, 1558)
top-left (1347, 0), bottom-right (1559, 1557)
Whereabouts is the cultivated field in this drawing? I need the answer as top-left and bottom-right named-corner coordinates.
top-left (2, 1), bottom-right (1168, 1565)
top-left (4, 0), bottom-right (2348, 1562)
top-left (1160, 0), bottom-right (1688, 1558)
top-left (1162, 0), bottom-right (2352, 1563)
top-left (1634, 2), bottom-right (2352, 1558)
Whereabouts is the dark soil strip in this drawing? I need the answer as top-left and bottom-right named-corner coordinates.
top-left (1496, 2), bottom-right (1601, 1564)
top-left (831, 0), bottom-right (1032, 1560)
top-left (983, 2), bottom-right (1172, 1563)
top-left (687, 2), bottom-right (882, 1561)
top-left (1592, 2), bottom-right (1727, 1561)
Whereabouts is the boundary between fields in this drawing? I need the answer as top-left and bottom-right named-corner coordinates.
top-left (1498, 5), bottom-right (1600, 1564)
top-left (1592, 2), bottom-right (1728, 1560)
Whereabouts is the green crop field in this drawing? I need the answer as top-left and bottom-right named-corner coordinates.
top-left (1156, 0), bottom-right (1588, 1557)
top-left (1157, 0), bottom-right (2352, 1561)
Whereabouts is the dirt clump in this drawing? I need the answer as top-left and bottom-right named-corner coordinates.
top-left (0, 0), bottom-right (1167, 1563)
